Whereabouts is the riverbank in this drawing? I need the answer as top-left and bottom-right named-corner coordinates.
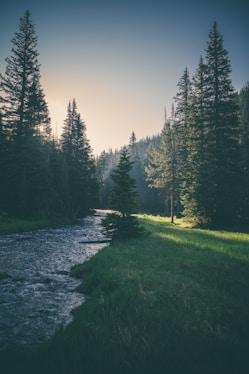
top-left (0, 215), bottom-right (85, 235)
top-left (0, 217), bottom-right (73, 235)
top-left (0, 213), bottom-right (107, 352)
top-left (1, 215), bottom-right (249, 373)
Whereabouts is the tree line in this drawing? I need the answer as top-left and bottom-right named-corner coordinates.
top-left (147, 22), bottom-right (249, 228)
top-left (97, 23), bottom-right (249, 229)
top-left (1, 12), bottom-right (248, 230)
top-left (0, 11), bottom-right (98, 220)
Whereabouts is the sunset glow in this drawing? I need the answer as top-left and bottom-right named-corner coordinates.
top-left (1, 0), bottom-right (248, 154)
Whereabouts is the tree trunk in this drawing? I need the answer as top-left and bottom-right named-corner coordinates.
top-left (170, 189), bottom-right (174, 224)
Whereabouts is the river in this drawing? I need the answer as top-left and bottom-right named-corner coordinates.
top-left (0, 211), bottom-right (108, 350)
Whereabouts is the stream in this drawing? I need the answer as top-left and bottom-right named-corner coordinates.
top-left (0, 211), bottom-right (108, 350)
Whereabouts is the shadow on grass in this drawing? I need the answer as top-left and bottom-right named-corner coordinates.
top-left (1, 217), bottom-right (249, 374)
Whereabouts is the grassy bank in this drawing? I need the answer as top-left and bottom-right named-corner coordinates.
top-left (0, 217), bottom-right (75, 235)
top-left (1, 215), bottom-right (249, 373)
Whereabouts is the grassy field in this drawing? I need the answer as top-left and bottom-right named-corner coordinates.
top-left (1, 215), bottom-right (249, 373)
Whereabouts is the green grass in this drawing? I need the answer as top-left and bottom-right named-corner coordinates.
top-left (0, 217), bottom-right (74, 235)
top-left (1, 215), bottom-right (249, 373)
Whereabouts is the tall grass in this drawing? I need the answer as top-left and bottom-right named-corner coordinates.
top-left (1, 215), bottom-right (249, 373)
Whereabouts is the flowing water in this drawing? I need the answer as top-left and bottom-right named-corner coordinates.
top-left (0, 211), bottom-right (108, 350)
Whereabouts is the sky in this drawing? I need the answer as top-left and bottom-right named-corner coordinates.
top-left (1, 0), bottom-right (249, 155)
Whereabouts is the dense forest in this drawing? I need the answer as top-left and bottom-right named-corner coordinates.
top-left (0, 11), bottom-right (98, 220)
top-left (1, 11), bottom-right (249, 228)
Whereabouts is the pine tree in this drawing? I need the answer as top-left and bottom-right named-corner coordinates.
top-left (0, 10), bottom-right (53, 218)
top-left (239, 82), bottom-right (249, 222)
top-left (128, 132), bottom-right (148, 212)
top-left (0, 10), bottom-right (51, 140)
top-left (179, 23), bottom-right (241, 227)
top-left (102, 148), bottom-right (145, 240)
top-left (61, 99), bottom-right (98, 217)
top-left (146, 107), bottom-right (180, 222)
top-left (49, 140), bottom-right (71, 215)
top-left (181, 57), bottom-right (213, 226)
top-left (61, 100), bottom-right (73, 156)
top-left (174, 67), bottom-right (191, 180)
top-left (0, 111), bottom-right (8, 215)
top-left (204, 22), bottom-right (241, 227)
top-left (96, 150), bottom-right (116, 209)
top-left (110, 148), bottom-right (137, 216)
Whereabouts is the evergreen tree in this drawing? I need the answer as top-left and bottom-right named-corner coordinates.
top-left (174, 67), bottom-right (191, 182)
top-left (96, 150), bottom-right (118, 209)
top-left (129, 131), bottom-right (137, 157)
top-left (203, 22), bottom-right (241, 227)
top-left (239, 82), bottom-right (249, 222)
top-left (0, 10), bottom-right (53, 218)
top-left (239, 82), bottom-right (249, 135)
top-left (48, 139), bottom-right (71, 216)
top-left (146, 108), bottom-right (179, 222)
top-left (102, 148), bottom-right (145, 240)
top-left (128, 132), bottom-right (149, 212)
top-left (181, 57), bottom-right (213, 226)
top-left (0, 111), bottom-right (8, 215)
top-left (96, 138), bottom-right (161, 213)
top-left (61, 99), bottom-right (98, 217)
top-left (0, 10), bottom-right (51, 140)
top-left (110, 148), bottom-right (137, 216)
top-left (175, 23), bottom-right (241, 227)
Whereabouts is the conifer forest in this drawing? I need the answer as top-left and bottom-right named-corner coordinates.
top-left (1, 11), bottom-right (249, 229)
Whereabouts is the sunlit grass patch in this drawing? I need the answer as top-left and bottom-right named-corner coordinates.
top-left (1, 214), bottom-right (249, 374)
top-left (140, 214), bottom-right (249, 261)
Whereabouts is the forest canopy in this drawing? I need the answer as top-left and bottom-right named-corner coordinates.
top-left (0, 12), bottom-right (248, 229)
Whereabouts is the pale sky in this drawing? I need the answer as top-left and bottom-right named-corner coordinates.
top-left (1, 0), bottom-right (249, 155)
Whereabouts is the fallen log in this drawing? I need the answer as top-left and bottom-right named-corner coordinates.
top-left (79, 239), bottom-right (111, 244)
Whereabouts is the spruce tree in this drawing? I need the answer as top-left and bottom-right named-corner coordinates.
top-left (0, 111), bottom-right (8, 215)
top-left (61, 99), bottom-right (98, 217)
top-left (0, 10), bottom-right (50, 140)
top-left (110, 148), bottom-right (137, 216)
top-left (239, 82), bottom-right (249, 222)
top-left (96, 150), bottom-right (116, 209)
top-left (128, 132), bottom-right (149, 212)
top-left (0, 10), bottom-right (53, 218)
top-left (146, 108), bottom-right (180, 222)
top-left (102, 148), bottom-right (145, 240)
top-left (181, 57), bottom-right (213, 226)
top-left (204, 22), bottom-right (241, 227)
top-left (178, 23), bottom-right (241, 227)
top-left (174, 67), bottom-right (191, 180)
top-left (129, 131), bottom-right (137, 158)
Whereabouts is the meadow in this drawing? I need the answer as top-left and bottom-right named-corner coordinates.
top-left (1, 215), bottom-right (249, 373)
